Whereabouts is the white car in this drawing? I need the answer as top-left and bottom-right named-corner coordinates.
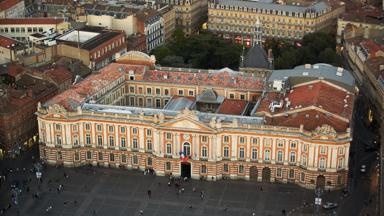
top-left (323, 202), bottom-right (338, 209)
top-left (360, 168), bottom-right (366, 173)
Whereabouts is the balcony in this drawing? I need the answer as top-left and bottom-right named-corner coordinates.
top-left (318, 168), bottom-right (326, 172)
top-left (131, 148), bottom-right (139, 152)
top-left (119, 147), bottom-right (127, 151)
top-left (164, 154), bottom-right (173, 158)
top-left (200, 157), bottom-right (208, 161)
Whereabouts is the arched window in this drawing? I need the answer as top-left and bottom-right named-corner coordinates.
top-left (166, 143), bottom-right (172, 155)
top-left (238, 164), bottom-right (244, 173)
top-left (337, 157), bottom-right (344, 169)
top-left (277, 151), bottom-right (283, 162)
top-left (147, 157), bottom-right (152, 166)
top-left (223, 146), bottom-right (229, 158)
top-left (73, 135), bottom-right (79, 146)
top-left (289, 152), bottom-right (296, 163)
top-left (97, 135), bottom-right (103, 146)
top-left (239, 147), bottom-right (245, 159)
top-left (251, 148), bottom-right (258, 160)
top-left (120, 137), bottom-right (126, 148)
top-left (264, 149), bottom-right (270, 161)
top-left (201, 146), bottom-right (208, 158)
top-left (146, 139), bottom-right (152, 151)
top-left (319, 157), bottom-right (326, 169)
top-left (109, 136), bottom-right (114, 147)
top-left (183, 142), bottom-right (191, 156)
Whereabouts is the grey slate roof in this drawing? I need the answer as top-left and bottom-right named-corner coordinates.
top-left (164, 97), bottom-right (195, 111)
top-left (82, 103), bottom-right (264, 125)
top-left (214, 0), bottom-right (329, 14)
top-left (268, 63), bottom-right (355, 91)
top-left (243, 45), bottom-right (270, 69)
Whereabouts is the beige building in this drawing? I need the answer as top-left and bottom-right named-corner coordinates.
top-left (37, 51), bottom-right (355, 190)
top-left (158, 5), bottom-right (176, 42)
top-left (337, 16), bottom-right (384, 44)
top-left (0, 35), bottom-right (24, 64)
top-left (158, 0), bottom-right (208, 36)
top-left (208, 0), bottom-right (345, 42)
top-left (0, 18), bottom-right (69, 41)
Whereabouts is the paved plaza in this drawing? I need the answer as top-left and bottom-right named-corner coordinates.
top-left (0, 152), bottom-right (345, 216)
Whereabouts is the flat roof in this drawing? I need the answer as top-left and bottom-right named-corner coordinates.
top-left (56, 31), bottom-right (100, 43)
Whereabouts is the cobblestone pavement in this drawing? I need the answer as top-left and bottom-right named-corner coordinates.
top-left (0, 147), bottom-right (343, 216)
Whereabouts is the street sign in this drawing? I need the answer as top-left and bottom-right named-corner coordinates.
top-left (315, 198), bottom-right (322, 205)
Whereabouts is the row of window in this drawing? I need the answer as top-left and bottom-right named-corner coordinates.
top-left (91, 37), bottom-right (125, 60)
top-left (0, 26), bottom-right (44, 33)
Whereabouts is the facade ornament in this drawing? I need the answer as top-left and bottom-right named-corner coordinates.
top-left (159, 112), bottom-right (165, 123)
top-left (312, 124), bottom-right (337, 138)
top-left (47, 104), bottom-right (67, 116)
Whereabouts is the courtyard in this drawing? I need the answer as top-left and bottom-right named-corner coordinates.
top-left (0, 149), bottom-right (344, 216)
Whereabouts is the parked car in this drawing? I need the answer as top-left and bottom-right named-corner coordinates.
top-left (323, 202), bottom-right (338, 209)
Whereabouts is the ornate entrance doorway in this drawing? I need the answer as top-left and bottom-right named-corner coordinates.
top-left (262, 167), bottom-right (271, 182)
top-left (250, 166), bottom-right (258, 181)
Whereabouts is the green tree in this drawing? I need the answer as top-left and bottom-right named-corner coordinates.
top-left (151, 47), bottom-right (173, 64)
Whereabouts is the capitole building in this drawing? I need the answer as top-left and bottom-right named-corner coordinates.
top-left (36, 51), bottom-right (356, 190)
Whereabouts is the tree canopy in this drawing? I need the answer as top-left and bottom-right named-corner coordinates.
top-left (151, 30), bottom-right (242, 70)
top-left (265, 32), bottom-right (342, 69)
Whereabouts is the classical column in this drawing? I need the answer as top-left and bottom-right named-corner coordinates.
top-left (297, 141), bottom-right (302, 166)
top-left (231, 135), bottom-right (237, 159)
top-left (216, 135), bottom-right (222, 159)
top-left (284, 140), bottom-right (289, 165)
top-left (314, 146), bottom-right (319, 167)
top-left (209, 136), bottom-right (213, 160)
top-left (211, 135), bottom-right (217, 161)
top-left (192, 134), bottom-right (198, 160)
top-left (115, 124), bottom-right (119, 150)
top-left (308, 144), bottom-right (315, 167)
top-left (154, 130), bottom-right (160, 155)
top-left (328, 147), bottom-right (334, 169)
top-left (271, 138), bottom-right (276, 161)
top-left (344, 145), bottom-right (350, 169)
top-left (174, 133), bottom-right (180, 158)
top-left (127, 126), bottom-right (131, 150)
top-left (139, 127), bottom-right (145, 152)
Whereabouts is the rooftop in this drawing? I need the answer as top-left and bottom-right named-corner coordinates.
top-left (45, 63), bottom-right (146, 111)
top-left (366, 56), bottom-right (384, 79)
top-left (0, 18), bottom-right (65, 25)
top-left (242, 45), bottom-right (270, 69)
top-left (217, 99), bottom-right (248, 115)
top-left (0, 0), bottom-right (20, 11)
top-left (143, 67), bottom-right (265, 91)
top-left (256, 81), bottom-right (354, 132)
top-left (164, 96), bottom-right (195, 111)
top-left (269, 63), bottom-right (355, 91)
top-left (212, 0), bottom-right (331, 14)
top-left (56, 29), bottom-right (124, 51)
top-left (340, 5), bottom-right (384, 25)
top-left (0, 35), bottom-right (19, 48)
top-left (44, 66), bottom-right (73, 85)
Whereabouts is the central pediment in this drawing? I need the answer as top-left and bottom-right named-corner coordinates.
top-left (159, 116), bottom-right (215, 132)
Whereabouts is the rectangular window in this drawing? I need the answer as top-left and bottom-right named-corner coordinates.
top-left (164, 89), bottom-right (169, 95)
top-left (108, 126), bottom-right (114, 132)
top-left (132, 127), bottom-right (138, 134)
top-left (229, 93), bottom-right (235, 99)
top-left (109, 136), bottom-right (114, 147)
top-left (165, 162), bottom-right (171, 170)
top-left (132, 155), bottom-right (138, 164)
top-left (178, 89), bottom-right (184, 95)
top-left (276, 168), bottom-right (282, 177)
top-left (166, 143), bottom-right (172, 155)
top-left (223, 136), bottom-right (229, 143)
top-left (98, 152), bottom-right (103, 161)
top-left (288, 169), bottom-right (295, 179)
top-left (240, 94), bottom-right (245, 100)
top-left (96, 124), bottom-right (102, 132)
top-left (121, 154), bottom-right (127, 163)
top-left (251, 138), bottom-right (258, 145)
top-left (166, 133), bottom-right (172, 140)
top-left (156, 99), bottom-right (161, 108)
top-left (72, 125), bottom-right (78, 132)
top-left (55, 124), bottom-right (61, 131)
top-left (223, 164), bottom-right (229, 172)
top-left (155, 88), bottom-right (161, 95)
top-left (85, 123), bottom-right (91, 131)
top-left (97, 135), bottom-right (103, 146)
top-left (87, 151), bottom-right (92, 160)
top-left (120, 127), bottom-right (126, 133)
top-left (188, 90), bottom-right (194, 96)
top-left (201, 136), bottom-right (208, 143)
top-left (320, 146), bottom-right (326, 154)
top-left (74, 152), bottom-right (80, 161)
top-left (239, 137), bottom-right (245, 144)
top-left (109, 153), bottom-right (115, 162)
top-left (290, 141), bottom-right (297, 148)
top-left (201, 165), bottom-right (207, 173)
top-left (129, 86), bottom-right (135, 93)
top-left (147, 87), bottom-right (152, 94)
top-left (146, 129), bottom-right (152, 136)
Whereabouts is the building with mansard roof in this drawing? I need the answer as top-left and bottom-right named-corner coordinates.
top-left (36, 51), bottom-right (355, 190)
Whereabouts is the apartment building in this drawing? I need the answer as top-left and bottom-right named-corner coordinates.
top-left (208, 0), bottom-right (345, 42)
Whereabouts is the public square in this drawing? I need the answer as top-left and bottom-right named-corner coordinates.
top-left (0, 147), bottom-right (345, 216)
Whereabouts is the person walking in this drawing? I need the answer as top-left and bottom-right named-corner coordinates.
top-left (147, 190), bottom-right (151, 199)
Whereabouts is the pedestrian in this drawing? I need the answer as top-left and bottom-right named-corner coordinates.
top-left (147, 190), bottom-right (151, 199)
top-left (252, 213), bottom-right (256, 216)
top-left (260, 186), bottom-right (263, 191)
top-left (189, 205), bottom-right (192, 209)
top-left (46, 206), bottom-right (52, 212)
top-left (282, 209), bottom-right (286, 215)
top-left (139, 209), bottom-right (143, 215)
top-left (74, 200), bottom-right (77, 205)
top-left (192, 187), bottom-right (196, 192)
top-left (167, 182), bottom-right (171, 187)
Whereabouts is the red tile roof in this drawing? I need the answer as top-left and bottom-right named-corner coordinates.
top-left (0, 18), bottom-right (65, 25)
top-left (217, 99), bottom-right (248, 115)
top-left (366, 56), bottom-right (384, 79)
top-left (264, 110), bottom-right (350, 132)
top-left (7, 63), bottom-right (24, 77)
top-left (256, 81), bottom-right (354, 132)
top-left (0, 35), bottom-right (18, 48)
top-left (45, 66), bottom-right (72, 85)
top-left (46, 63), bottom-right (146, 111)
top-left (360, 39), bottom-right (384, 58)
top-left (0, 0), bottom-right (20, 11)
top-left (142, 69), bottom-right (265, 91)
